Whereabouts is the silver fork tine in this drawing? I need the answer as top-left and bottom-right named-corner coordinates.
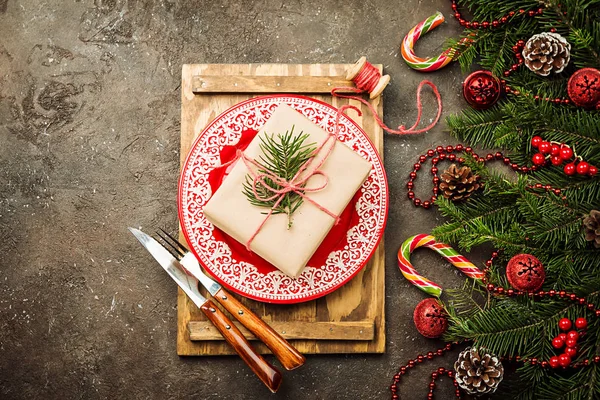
top-left (159, 228), bottom-right (189, 253)
top-left (155, 230), bottom-right (185, 260)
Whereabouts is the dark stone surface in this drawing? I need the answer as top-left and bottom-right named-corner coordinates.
top-left (0, 1), bottom-right (482, 398)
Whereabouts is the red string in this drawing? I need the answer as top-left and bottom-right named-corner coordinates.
top-left (332, 61), bottom-right (442, 135)
top-left (218, 105), bottom-right (361, 251)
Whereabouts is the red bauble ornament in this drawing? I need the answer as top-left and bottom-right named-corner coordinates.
top-left (564, 162), bottom-right (576, 175)
top-left (567, 68), bottom-right (600, 109)
top-left (505, 254), bottom-right (546, 292)
top-left (575, 318), bottom-right (588, 329)
top-left (589, 166), bottom-right (598, 176)
top-left (413, 298), bottom-right (448, 338)
top-left (558, 353), bottom-right (572, 367)
top-left (552, 336), bottom-right (565, 349)
top-left (560, 146), bottom-right (574, 160)
top-left (463, 70), bottom-right (502, 109)
top-left (565, 347), bottom-right (577, 357)
top-left (550, 144), bottom-right (561, 156)
top-left (531, 136), bottom-right (543, 148)
top-left (549, 356), bottom-right (560, 368)
top-left (532, 153), bottom-right (546, 165)
top-left (577, 161), bottom-right (590, 175)
top-left (559, 318), bottom-right (572, 331)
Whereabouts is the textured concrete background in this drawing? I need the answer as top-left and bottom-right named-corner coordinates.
top-left (0, 1), bottom-right (485, 399)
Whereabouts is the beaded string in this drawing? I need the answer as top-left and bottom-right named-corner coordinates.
top-left (332, 60), bottom-right (443, 135)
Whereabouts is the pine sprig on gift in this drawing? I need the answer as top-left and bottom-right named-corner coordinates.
top-left (431, 0), bottom-right (600, 399)
top-left (242, 126), bottom-right (317, 228)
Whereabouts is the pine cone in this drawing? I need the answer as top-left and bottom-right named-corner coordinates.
top-left (583, 210), bottom-right (600, 248)
top-left (523, 32), bottom-right (571, 76)
top-left (439, 164), bottom-right (480, 201)
top-left (454, 347), bottom-right (504, 395)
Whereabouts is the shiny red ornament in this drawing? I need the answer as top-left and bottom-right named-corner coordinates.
top-left (559, 318), bottom-right (572, 331)
top-left (463, 70), bottom-right (502, 109)
top-left (413, 298), bottom-right (448, 338)
top-left (532, 153), bottom-right (546, 165)
top-left (549, 356), bottom-right (560, 368)
top-left (560, 146), bottom-right (574, 160)
top-left (558, 353), bottom-right (572, 367)
top-left (550, 144), bottom-right (561, 156)
top-left (576, 161), bottom-right (590, 175)
top-left (506, 254), bottom-right (546, 292)
top-left (531, 136), bottom-right (543, 148)
top-left (552, 336), bottom-right (565, 349)
top-left (567, 68), bottom-right (600, 109)
top-left (589, 166), bottom-right (598, 176)
top-left (564, 162), bottom-right (576, 175)
top-left (575, 318), bottom-right (588, 329)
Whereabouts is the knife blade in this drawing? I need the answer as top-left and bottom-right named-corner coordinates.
top-left (129, 228), bottom-right (282, 393)
top-left (178, 251), bottom-right (306, 371)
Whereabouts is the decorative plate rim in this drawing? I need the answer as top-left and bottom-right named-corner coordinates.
top-left (178, 94), bottom-right (389, 304)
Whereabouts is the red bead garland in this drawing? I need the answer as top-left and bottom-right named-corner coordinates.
top-left (451, 0), bottom-right (543, 30)
top-left (405, 145), bottom-right (555, 209)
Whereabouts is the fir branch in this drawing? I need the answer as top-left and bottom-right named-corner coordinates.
top-left (242, 126), bottom-right (317, 228)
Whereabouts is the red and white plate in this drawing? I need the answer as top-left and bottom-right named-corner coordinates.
top-left (178, 95), bottom-right (388, 303)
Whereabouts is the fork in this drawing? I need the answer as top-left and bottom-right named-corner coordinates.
top-left (156, 229), bottom-right (306, 371)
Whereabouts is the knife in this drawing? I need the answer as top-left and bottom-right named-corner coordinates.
top-left (129, 228), bottom-right (282, 393)
top-left (173, 244), bottom-right (306, 371)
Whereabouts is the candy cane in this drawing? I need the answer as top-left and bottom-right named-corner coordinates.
top-left (397, 234), bottom-right (484, 297)
top-left (401, 12), bottom-right (457, 72)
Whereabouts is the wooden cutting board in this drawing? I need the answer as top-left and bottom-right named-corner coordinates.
top-left (178, 63), bottom-right (385, 355)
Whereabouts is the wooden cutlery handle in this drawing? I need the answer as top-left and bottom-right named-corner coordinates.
top-left (215, 288), bottom-right (306, 371)
top-left (200, 300), bottom-right (282, 393)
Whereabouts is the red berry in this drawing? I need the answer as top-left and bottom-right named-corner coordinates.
top-left (559, 318), bottom-right (572, 331)
top-left (551, 155), bottom-right (563, 166)
top-left (560, 146), bottom-right (574, 160)
top-left (532, 153), bottom-right (546, 166)
top-left (559, 333), bottom-right (567, 341)
top-left (575, 318), bottom-right (588, 329)
top-left (566, 338), bottom-right (577, 348)
top-left (564, 163), bottom-right (576, 175)
top-left (565, 347), bottom-right (577, 357)
top-left (589, 166), bottom-right (598, 176)
top-left (531, 136), bottom-right (543, 148)
top-left (550, 144), bottom-right (561, 156)
top-left (567, 330), bottom-right (579, 341)
top-left (539, 141), bottom-right (551, 154)
top-left (577, 161), bottom-right (590, 175)
top-left (558, 353), bottom-right (572, 367)
top-left (549, 356), bottom-right (560, 368)
top-left (552, 336), bottom-right (565, 349)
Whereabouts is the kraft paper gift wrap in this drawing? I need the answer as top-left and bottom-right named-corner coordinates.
top-left (203, 104), bottom-right (372, 278)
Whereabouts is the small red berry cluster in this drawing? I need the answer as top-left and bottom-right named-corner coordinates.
top-left (390, 342), bottom-right (461, 400)
top-left (531, 136), bottom-right (598, 176)
top-left (450, 0), bottom-right (543, 30)
top-left (549, 318), bottom-right (588, 368)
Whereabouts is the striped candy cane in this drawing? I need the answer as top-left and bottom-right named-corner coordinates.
top-left (397, 234), bottom-right (484, 297)
top-left (401, 12), bottom-right (457, 72)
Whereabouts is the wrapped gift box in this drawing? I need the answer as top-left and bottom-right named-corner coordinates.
top-left (203, 104), bottom-right (372, 278)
